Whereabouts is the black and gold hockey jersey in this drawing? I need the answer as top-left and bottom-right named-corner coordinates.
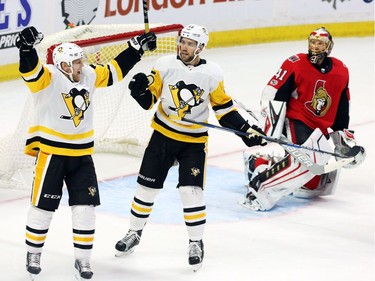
top-left (19, 46), bottom-right (141, 157)
top-left (145, 55), bottom-right (244, 143)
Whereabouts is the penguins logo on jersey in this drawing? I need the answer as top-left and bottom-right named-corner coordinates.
top-left (60, 87), bottom-right (90, 127)
top-left (191, 167), bottom-right (200, 177)
top-left (168, 81), bottom-right (204, 117)
top-left (305, 80), bottom-right (331, 117)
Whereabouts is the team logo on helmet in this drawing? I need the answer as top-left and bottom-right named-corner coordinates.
top-left (168, 81), bottom-right (205, 117)
top-left (60, 87), bottom-right (91, 127)
top-left (61, 0), bottom-right (99, 28)
top-left (305, 80), bottom-right (331, 117)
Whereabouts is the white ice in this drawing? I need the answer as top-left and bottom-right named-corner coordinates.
top-left (0, 37), bottom-right (374, 281)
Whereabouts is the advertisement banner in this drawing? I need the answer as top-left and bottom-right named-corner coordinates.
top-left (0, 0), bottom-right (373, 66)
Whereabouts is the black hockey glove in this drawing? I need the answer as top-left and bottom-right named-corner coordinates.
top-left (16, 26), bottom-right (44, 52)
top-left (129, 73), bottom-right (149, 98)
top-left (128, 32), bottom-right (157, 55)
top-left (239, 123), bottom-right (267, 147)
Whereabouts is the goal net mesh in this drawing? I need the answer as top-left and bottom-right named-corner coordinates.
top-left (0, 23), bottom-right (183, 189)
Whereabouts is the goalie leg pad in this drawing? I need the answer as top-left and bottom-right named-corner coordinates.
top-left (242, 128), bottom-right (333, 211)
top-left (293, 169), bottom-right (341, 198)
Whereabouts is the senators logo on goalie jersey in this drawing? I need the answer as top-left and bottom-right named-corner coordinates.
top-left (305, 80), bottom-right (332, 117)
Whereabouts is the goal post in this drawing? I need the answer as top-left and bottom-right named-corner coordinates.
top-left (0, 23), bottom-right (183, 189)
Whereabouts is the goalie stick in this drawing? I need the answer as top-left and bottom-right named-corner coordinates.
top-left (179, 117), bottom-right (360, 175)
top-left (233, 100), bottom-right (364, 174)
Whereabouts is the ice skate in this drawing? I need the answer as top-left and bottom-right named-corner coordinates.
top-left (74, 259), bottom-right (93, 280)
top-left (188, 240), bottom-right (204, 272)
top-left (26, 252), bottom-right (41, 280)
top-left (115, 230), bottom-right (142, 257)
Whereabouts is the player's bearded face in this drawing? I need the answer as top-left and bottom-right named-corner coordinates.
top-left (179, 37), bottom-right (198, 63)
top-left (71, 59), bottom-right (84, 82)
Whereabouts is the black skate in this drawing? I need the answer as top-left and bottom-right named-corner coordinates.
top-left (74, 259), bottom-right (93, 280)
top-left (188, 240), bottom-right (204, 272)
top-left (26, 252), bottom-right (41, 280)
top-left (115, 230), bottom-right (142, 257)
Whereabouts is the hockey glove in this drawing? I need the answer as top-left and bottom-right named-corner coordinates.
top-left (128, 32), bottom-right (157, 55)
top-left (330, 129), bottom-right (366, 168)
top-left (129, 73), bottom-right (149, 97)
top-left (240, 123), bottom-right (267, 147)
top-left (16, 26), bottom-right (44, 52)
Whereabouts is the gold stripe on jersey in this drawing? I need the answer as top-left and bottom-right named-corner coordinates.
top-left (22, 61), bottom-right (52, 93)
top-left (93, 64), bottom-right (111, 87)
top-left (31, 152), bottom-right (49, 206)
top-left (28, 126), bottom-right (94, 140)
top-left (93, 60), bottom-right (122, 88)
top-left (25, 141), bottom-right (94, 157)
top-left (151, 118), bottom-right (208, 143)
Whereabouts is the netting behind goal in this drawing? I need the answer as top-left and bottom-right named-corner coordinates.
top-left (0, 23), bottom-right (183, 189)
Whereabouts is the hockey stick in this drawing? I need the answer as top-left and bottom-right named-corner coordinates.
top-left (179, 117), bottom-right (359, 175)
top-left (180, 117), bottom-right (359, 159)
top-left (142, 0), bottom-right (150, 33)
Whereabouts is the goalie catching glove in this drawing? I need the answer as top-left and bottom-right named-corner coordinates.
top-left (239, 123), bottom-right (267, 147)
top-left (128, 32), bottom-right (157, 55)
top-left (16, 26), bottom-right (44, 52)
top-left (330, 129), bottom-right (366, 168)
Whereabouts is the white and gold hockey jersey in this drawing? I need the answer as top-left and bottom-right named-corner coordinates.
top-left (147, 55), bottom-right (240, 143)
top-left (21, 57), bottom-right (124, 157)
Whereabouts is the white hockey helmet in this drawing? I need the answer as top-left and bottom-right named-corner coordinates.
top-left (179, 24), bottom-right (209, 50)
top-left (52, 42), bottom-right (84, 72)
top-left (308, 27), bottom-right (334, 64)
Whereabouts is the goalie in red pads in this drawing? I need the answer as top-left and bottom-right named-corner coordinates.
top-left (241, 27), bottom-right (365, 211)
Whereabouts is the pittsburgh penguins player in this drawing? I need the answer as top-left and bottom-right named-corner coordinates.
top-left (16, 25), bottom-right (156, 280)
top-left (114, 24), bottom-right (265, 271)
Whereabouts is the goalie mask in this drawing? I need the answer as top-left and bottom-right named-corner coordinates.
top-left (53, 42), bottom-right (85, 81)
top-left (178, 24), bottom-right (209, 62)
top-left (307, 27), bottom-right (334, 65)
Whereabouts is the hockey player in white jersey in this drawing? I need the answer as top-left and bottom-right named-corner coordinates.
top-left (16, 26), bottom-right (156, 280)
top-left (114, 24), bottom-right (266, 271)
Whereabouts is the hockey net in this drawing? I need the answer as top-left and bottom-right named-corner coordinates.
top-left (0, 23), bottom-right (183, 189)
